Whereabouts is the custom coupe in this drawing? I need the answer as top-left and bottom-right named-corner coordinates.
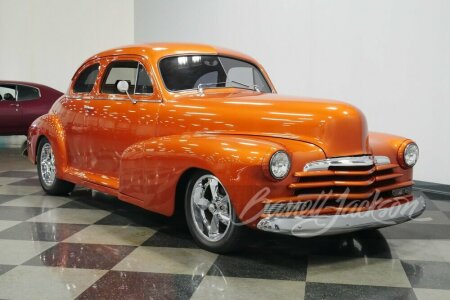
top-left (0, 81), bottom-right (62, 135)
top-left (27, 43), bottom-right (424, 252)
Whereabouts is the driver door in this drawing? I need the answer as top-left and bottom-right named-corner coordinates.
top-left (83, 56), bottom-right (160, 189)
top-left (0, 84), bottom-right (22, 135)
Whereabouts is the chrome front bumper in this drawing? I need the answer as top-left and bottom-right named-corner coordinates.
top-left (256, 197), bottom-right (426, 237)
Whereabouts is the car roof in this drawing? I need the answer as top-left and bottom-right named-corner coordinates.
top-left (0, 80), bottom-right (60, 91)
top-left (83, 42), bottom-right (259, 65)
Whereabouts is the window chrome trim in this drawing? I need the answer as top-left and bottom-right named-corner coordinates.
top-left (16, 84), bottom-right (42, 101)
top-left (303, 155), bottom-right (391, 172)
top-left (0, 83), bottom-right (41, 101)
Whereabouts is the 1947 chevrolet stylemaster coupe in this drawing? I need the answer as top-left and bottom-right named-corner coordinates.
top-left (28, 43), bottom-right (425, 253)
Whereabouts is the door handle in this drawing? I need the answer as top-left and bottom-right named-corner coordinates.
top-left (84, 105), bottom-right (94, 111)
top-left (9, 103), bottom-right (19, 107)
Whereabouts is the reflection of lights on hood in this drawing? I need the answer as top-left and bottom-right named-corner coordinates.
top-left (224, 101), bottom-right (272, 106)
top-left (239, 142), bottom-right (257, 146)
top-left (174, 105), bottom-right (205, 109)
top-left (185, 112), bottom-right (216, 116)
top-left (261, 117), bottom-right (304, 123)
top-left (269, 111), bottom-right (313, 117)
top-left (192, 56), bottom-right (202, 63)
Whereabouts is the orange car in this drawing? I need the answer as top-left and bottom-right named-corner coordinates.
top-left (27, 43), bottom-right (424, 252)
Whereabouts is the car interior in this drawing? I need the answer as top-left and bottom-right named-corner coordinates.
top-left (0, 85), bottom-right (17, 101)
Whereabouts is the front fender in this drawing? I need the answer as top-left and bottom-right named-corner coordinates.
top-left (368, 132), bottom-right (414, 180)
top-left (119, 134), bottom-right (325, 223)
top-left (27, 114), bottom-right (68, 177)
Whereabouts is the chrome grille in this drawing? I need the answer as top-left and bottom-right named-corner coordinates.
top-left (263, 155), bottom-right (413, 216)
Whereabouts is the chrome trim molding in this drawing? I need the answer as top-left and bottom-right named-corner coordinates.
top-left (66, 96), bottom-right (162, 103)
top-left (257, 197), bottom-right (425, 237)
top-left (303, 155), bottom-right (390, 172)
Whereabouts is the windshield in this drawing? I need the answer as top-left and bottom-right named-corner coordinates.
top-left (159, 55), bottom-right (272, 93)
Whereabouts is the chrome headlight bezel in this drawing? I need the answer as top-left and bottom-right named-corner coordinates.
top-left (398, 141), bottom-right (419, 168)
top-left (403, 142), bottom-right (419, 167)
top-left (269, 150), bottom-right (291, 180)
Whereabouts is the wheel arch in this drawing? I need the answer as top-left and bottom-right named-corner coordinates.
top-left (173, 167), bottom-right (207, 220)
top-left (27, 114), bottom-right (69, 176)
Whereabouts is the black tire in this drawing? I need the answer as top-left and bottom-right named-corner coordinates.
top-left (37, 137), bottom-right (75, 196)
top-left (185, 170), bottom-right (246, 253)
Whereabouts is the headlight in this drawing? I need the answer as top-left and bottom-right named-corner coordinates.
top-left (398, 141), bottom-right (419, 168)
top-left (269, 151), bottom-right (291, 180)
top-left (404, 143), bottom-right (419, 167)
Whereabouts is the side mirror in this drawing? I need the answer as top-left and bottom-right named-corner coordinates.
top-left (117, 80), bottom-right (129, 93)
top-left (116, 80), bottom-right (136, 104)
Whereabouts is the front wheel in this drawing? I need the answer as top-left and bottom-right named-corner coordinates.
top-left (37, 137), bottom-right (75, 195)
top-left (185, 170), bottom-right (245, 253)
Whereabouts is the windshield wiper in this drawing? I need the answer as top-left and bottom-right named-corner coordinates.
top-left (230, 81), bottom-right (261, 92)
top-left (197, 81), bottom-right (260, 95)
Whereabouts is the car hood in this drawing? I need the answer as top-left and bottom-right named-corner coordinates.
top-left (162, 90), bottom-right (370, 157)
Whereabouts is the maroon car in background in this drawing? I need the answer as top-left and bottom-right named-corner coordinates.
top-left (0, 81), bottom-right (63, 135)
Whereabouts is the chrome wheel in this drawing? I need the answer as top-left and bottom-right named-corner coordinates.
top-left (40, 142), bottom-right (56, 187)
top-left (190, 175), bottom-right (232, 242)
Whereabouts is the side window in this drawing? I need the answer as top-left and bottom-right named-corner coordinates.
top-left (135, 64), bottom-right (153, 94)
top-left (101, 61), bottom-right (138, 94)
top-left (73, 63), bottom-right (99, 93)
top-left (0, 85), bottom-right (16, 101)
top-left (17, 85), bottom-right (40, 101)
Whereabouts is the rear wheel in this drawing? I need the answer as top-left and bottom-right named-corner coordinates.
top-left (37, 137), bottom-right (75, 195)
top-left (185, 170), bottom-right (245, 253)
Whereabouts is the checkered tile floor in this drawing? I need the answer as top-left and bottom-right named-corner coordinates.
top-left (0, 147), bottom-right (450, 299)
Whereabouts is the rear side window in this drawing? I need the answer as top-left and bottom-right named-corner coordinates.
top-left (101, 60), bottom-right (153, 95)
top-left (73, 63), bottom-right (99, 93)
top-left (17, 85), bottom-right (40, 101)
top-left (0, 85), bottom-right (16, 101)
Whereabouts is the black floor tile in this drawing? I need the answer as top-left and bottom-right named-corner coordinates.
top-left (244, 229), bottom-right (395, 259)
top-left (0, 264), bottom-right (15, 276)
top-left (30, 190), bottom-right (49, 196)
top-left (444, 211), bottom-right (450, 220)
top-left (422, 191), bottom-right (450, 201)
top-left (0, 171), bottom-right (36, 178)
top-left (58, 191), bottom-right (118, 212)
top-left (415, 181), bottom-right (450, 194)
top-left (0, 195), bottom-right (21, 205)
top-left (77, 271), bottom-right (202, 300)
top-left (0, 206), bottom-right (50, 221)
top-left (305, 282), bottom-right (417, 300)
top-left (207, 248), bottom-right (307, 281)
top-left (402, 260), bottom-right (450, 290)
top-left (59, 201), bottom-right (106, 210)
top-left (142, 227), bottom-right (198, 248)
top-left (378, 223), bottom-right (450, 239)
top-left (24, 242), bottom-right (136, 270)
top-left (0, 222), bottom-right (87, 242)
top-left (94, 209), bottom-right (166, 228)
top-left (9, 178), bottom-right (40, 186)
